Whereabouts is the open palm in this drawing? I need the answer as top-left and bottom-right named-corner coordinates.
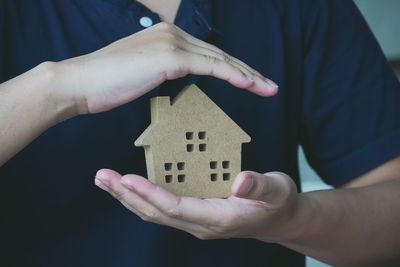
top-left (95, 169), bottom-right (299, 243)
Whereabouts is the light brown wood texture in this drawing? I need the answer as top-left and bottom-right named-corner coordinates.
top-left (135, 84), bottom-right (251, 198)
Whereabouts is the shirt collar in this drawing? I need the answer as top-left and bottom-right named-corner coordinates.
top-left (104, 0), bottom-right (214, 40)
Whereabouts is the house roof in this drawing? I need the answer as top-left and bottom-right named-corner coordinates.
top-left (135, 84), bottom-right (251, 147)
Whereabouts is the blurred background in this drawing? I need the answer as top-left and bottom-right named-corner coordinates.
top-left (300, 1), bottom-right (400, 266)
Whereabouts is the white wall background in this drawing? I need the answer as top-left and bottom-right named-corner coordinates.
top-left (355, 0), bottom-right (400, 60)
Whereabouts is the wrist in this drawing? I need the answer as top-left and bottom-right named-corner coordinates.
top-left (39, 60), bottom-right (88, 120)
top-left (258, 193), bottom-right (315, 244)
top-left (270, 193), bottom-right (317, 246)
top-left (55, 58), bottom-right (91, 116)
top-left (286, 193), bottom-right (315, 241)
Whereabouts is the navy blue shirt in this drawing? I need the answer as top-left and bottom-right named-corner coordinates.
top-left (1, 0), bottom-right (400, 266)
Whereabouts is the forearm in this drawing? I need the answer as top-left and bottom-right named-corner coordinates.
top-left (279, 179), bottom-right (400, 266)
top-left (0, 24), bottom-right (276, 166)
top-left (0, 62), bottom-right (79, 165)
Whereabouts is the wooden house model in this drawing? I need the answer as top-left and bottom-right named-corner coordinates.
top-left (134, 84), bottom-right (251, 198)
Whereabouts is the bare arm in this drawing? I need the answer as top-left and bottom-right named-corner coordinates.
top-left (281, 156), bottom-right (400, 266)
top-left (0, 62), bottom-right (76, 165)
top-left (0, 22), bottom-right (277, 166)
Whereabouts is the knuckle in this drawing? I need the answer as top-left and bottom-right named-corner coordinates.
top-left (209, 44), bottom-right (220, 52)
top-left (140, 214), bottom-right (152, 222)
top-left (111, 187), bottom-right (126, 202)
top-left (166, 53), bottom-right (185, 74)
top-left (267, 171), bottom-right (290, 180)
top-left (194, 233), bottom-right (214, 240)
top-left (263, 171), bottom-right (297, 204)
top-left (222, 53), bottom-right (232, 63)
top-left (140, 209), bottom-right (159, 222)
top-left (272, 172), bottom-right (296, 192)
top-left (158, 32), bottom-right (175, 43)
top-left (209, 226), bottom-right (228, 235)
top-left (213, 211), bottom-right (242, 236)
top-left (157, 37), bottom-right (180, 52)
top-left (165, 206), bottom-right (181, 218)
top-left (157, 21), bottom-right (176, 31)
top-left (157, 22), bottom-right (182, 36)
top-left (219, 211), bottom-right (236, 226)
top-left (208, 43), bottom-right (225, 56)
top-left (203, 54), bottom-right (217, 64)
top-left (165, 43), bottom-right (180, 53)
top-left (210, 221), bottom-right (235, 236)
top-left (163, 69), bottom-right (184, 80)
top-left (164, 198), bottom-right (182, 218)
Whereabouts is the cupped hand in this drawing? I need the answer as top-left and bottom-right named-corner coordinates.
top-left (57, 22), bottom-right (278, 114)
top-left (94, 169), bottom-right (301, 243)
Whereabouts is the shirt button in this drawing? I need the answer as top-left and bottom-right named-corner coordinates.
top-left (139, 16), bottom-right (153, 28)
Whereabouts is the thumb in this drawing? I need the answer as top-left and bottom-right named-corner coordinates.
top-left (231, 171), bottom-right (296, 206)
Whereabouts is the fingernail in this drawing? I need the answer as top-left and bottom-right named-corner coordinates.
top-left (237, 176), bottom-right (254, 197)
top-left (95, 178), bottom-right (109, 192)
top-left (265, 78), bottom-right (278, 88)
top-left (96, 172), bottom-right (110, 186)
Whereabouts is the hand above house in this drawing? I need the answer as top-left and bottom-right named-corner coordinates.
top-left (0, 22), bottom-right (278, 166)
top-left (56, 22), bottom-right (279, 115)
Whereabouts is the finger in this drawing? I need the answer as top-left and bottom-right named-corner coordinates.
top-left (95, 169), bottom-right (212, 235)
top-left (177, 50), bottom-right (277, 96)
top-left (179, 41), bottom-right (274, 93)
top-left (174, 27), bottom-right (278, 89)
top-left (175, 32), bottom-right (260, 77)
top-left (95, 169), bottom-right (153, 218)
top-left (231, 171), bottom-right (296, 207)
top-left (120, 174), bottom-right (231, 226)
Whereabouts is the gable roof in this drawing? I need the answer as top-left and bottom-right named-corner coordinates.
top-left (135, 84), bottom-right (251, 147)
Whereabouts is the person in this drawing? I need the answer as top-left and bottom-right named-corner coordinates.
top-left (1, 0), bottom-right (400, 266)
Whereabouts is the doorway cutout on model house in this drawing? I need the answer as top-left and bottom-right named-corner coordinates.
top-left (134, 84), bottom-right (251, 198)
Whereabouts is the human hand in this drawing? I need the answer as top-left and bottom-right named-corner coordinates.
top-left (94, 169), bottom-right (301, 243)
top-left (56, 22), bottom-right (278, 115)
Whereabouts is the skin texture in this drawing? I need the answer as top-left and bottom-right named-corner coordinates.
top-left (95, 156), bottom-right (400, 266)
top-left (0, 22), bottom-right (277, 166)
top-left (1, 1), bottom-right (399, 264)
